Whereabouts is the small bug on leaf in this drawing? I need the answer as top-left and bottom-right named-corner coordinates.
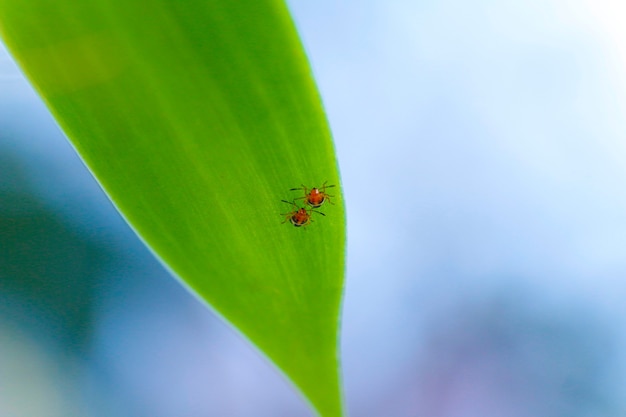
top-left (290, 181), bottom-right (336, 208)
top-left (281, 200), bottom-right (325, 227)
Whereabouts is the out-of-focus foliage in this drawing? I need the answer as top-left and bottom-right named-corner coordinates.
top-left (0, 149), bottom-right (109, 353)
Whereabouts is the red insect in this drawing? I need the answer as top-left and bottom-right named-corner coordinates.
top-left (281, 200), bottom-right (325, 227)
top-left (290, 182), bottom-right (336, 208)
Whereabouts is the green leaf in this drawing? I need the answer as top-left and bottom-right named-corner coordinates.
top-left (0, 1), bottom-right (346, 416)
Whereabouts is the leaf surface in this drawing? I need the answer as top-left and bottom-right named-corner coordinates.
top-left (0, 1), bottom-right (346, 415)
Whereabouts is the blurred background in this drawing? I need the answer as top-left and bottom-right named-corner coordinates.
top-left (2, 0), bottom-right (626, 415)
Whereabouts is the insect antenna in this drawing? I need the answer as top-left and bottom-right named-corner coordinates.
top-left (289, 184), bottom-right (308, 191)
top-left (281, 199), bottom-right (298, 207)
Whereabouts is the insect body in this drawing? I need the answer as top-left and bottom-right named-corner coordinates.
top-left (281, 200), bottom-right (325, 227)
top-left (290, 182), bottom-right (336, 208)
